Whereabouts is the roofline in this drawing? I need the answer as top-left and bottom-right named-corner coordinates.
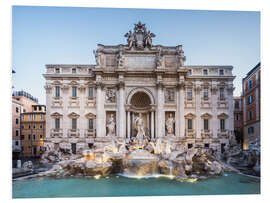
top-left (243, 62), bottom-right (260, 81)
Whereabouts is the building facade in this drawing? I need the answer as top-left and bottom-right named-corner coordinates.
top-left (12, 98), bottom-right (23, 159)
top-left (44, 22), bottom-right (235, 154)
top-left (20, 105), bottom-right (46, 157)
top-left (233, 96), bottom-right (243, 145)
top-left (242, 62), bottom-right (260, 149)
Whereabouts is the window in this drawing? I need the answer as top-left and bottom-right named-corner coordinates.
top-left (29, 114), bottom-right (32, 120)
top-left (55, 86), bottom-right (60, 97)
top-left (88, 69), bottom-right (92, 74)
top-left (203, 88), bottom-right (208, 99)
top-left (89, 119), bottom-right (94, 130)
top-left (28, 125), bottom-right (31, 129)
top-left (248, 110), bottom-right (253, 120)
top-left (55, 68), bottom-right (60, 73)
top-left (39, 106), bottom-right (42, 111)
top-left (187, 69), bottom-right (192, 75)
top-left (249, 80), bottom-right (253, 89)
top-left (33, 114), bottom-right (36, 120)
top-left (16, 107), bottom-right (19, 113)
top-left (88, 143), bottom-right (94, 149)
top-left (15, 130), bottom-right (19, 136)
top-left (248, 127), bottom-right (254, 134)
top-left (204, 119), bottom-right (209, 130)
top-left (21, 115), bottom-right (24, 120)
top-left (40, 114), bottom-right (44, 120)
top-left (21, 125), bottom-right (24, 129)
top-left (28, 134), bottom-right (31, 140)
top-left (72, 118), bottom-right (77, 129)
top-left (34, 106), bottom-right (37, 111)
top-left (188, 144), bottom-right (193, 149)
top-left (248, 95), bottom-right (253, 105)
top-left (220, 88), bottom-right (225, 100)
top-left (220, 119), bottom-right (225, 130)
top-left (89, 87), bottom-right (94, 98)
top-left (33, 135), bottom-right (35, 140)
top-left (236, 114), bottom-right (239, 121)
top-left (219, 69), bottom-right (224, 76)
top-left (40, 134), bottom-right (43, 139)
top-left (15, 141), bottom-right (19, 146)
top-left (72, 68), bottom-right (76, 73)
top-left (203, 69), bottom-right (208, 75)
top-left (21, 135), bottom-right (24, 140)
top-left (33, 125), bottom-right (36, 129)
top-left (40, 124), bottom-right (43, 129)
top-left (55, 118), bottom-right (60, 129)
top-left (204, 143), bottom-right (209, 149)
top-left (15, 118), bottom-right (19, 124)
top-left (234, 101), bottom-right (239, 109)
top-left (187, 88), bottom-right (192, 99)
top-left (188, 119), bottom-right (193, 129)
top-left (72, 86), bottom-right (77, 97)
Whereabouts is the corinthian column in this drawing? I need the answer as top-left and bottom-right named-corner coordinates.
top-left (156, 82), bottom-right (164, 138)
top-left (178, 83), bottom-right (185, 138)
top-left (95, 82), bottom-right (105, 137)
top-left (117, 81), bottom-right (126, 138)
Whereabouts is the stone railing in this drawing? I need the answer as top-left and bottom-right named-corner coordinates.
top-left (50, 128), bottom-right (63, 138)
top-left (217, 129), bottom-right (229, 138)
top-left (68, 129), bottom-right (80, 138)
top-left (84, 129), bottom-right (96, 138)
top-left (185, 129), bottom-right (195, 138)
top-left (201, 129), bottom-right (212, 139)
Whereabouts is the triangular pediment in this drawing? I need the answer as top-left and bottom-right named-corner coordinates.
top-left (85, 112), bottom-right (96, 118)
top-left (184, 113), bottom-right (196, 118)
top-left (201, 113), bottom-right (212, 119)
top-left (68, 112), bottom-right (80, 118)
top-left (217, 113), bottom-right (229, 119)
top-left (51, 112), bottom-right (63, 117)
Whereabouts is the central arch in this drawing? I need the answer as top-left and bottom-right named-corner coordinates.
top-left (126, 87), bottom-right (155, 106)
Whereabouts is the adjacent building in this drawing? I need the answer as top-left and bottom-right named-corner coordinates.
top-left (43, 22), bottom-right (235, 154)
top-left (233, 97), bottom-right (243, 144)
top-left (12, 98), bottom-right (23, 159)
top-left (21, 105), bottom-right (46, 157)
top-left (242, 62), bottom-right (261, 149)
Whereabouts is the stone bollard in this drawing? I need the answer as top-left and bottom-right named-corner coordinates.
top-left (17, 160), bottom-right (21, 168)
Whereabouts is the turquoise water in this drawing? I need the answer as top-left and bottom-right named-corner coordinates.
top-left (13, 173), bottom-right (260, 198)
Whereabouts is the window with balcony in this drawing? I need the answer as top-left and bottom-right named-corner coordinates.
top-left (203, 119), bottom-right (209, 130)
top-left (72, 86), bottom-right (77, 97)
top-left (203, 69), bottom-right (208, 75)
top-left (187, 88), bottom-right (192, 99)
top-left (55, 86), bottom-right (60, 97)
top-left (220, 119), bottom-right (225, 130)
top-left (219, 69), bottom-right (224, 76)
top-left (203, 88), bottom-right (208, 99)
top-left (88, 87), bottom-right (94, 98)
top-left (72, 118), bottom-right (77, 129)
top-left (55, 118), bottom-right (60, 129)
top-left (188, 119), bottom-right (193, 130)
top-left (89, 119), bottom-right (94, 130)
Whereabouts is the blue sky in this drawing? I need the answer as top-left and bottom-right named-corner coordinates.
top-left (12, 6), bottom-right (260, 105)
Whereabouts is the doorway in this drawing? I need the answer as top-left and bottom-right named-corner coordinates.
top-left (71, 143), bottom-right (76, 154)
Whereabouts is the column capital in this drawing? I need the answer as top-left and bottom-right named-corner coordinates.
top-left (117, 81), bottom-right (125, 89)
top-left (176, 82), bottom-right (185, 90)
top-left (95, 81), bottom-right (105, 89)
top-left (156, 81), bottom-right (164, 89)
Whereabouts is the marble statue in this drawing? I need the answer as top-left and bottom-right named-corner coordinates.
top-left (144, 30), bottom-right (155, 48)
top-left (166, 113), bottom-right (175, 135)
top-left (106, 114), bottom-right (115, 136)
top-left (134, 113), bottom-right (145, 140)
top-left (124, 30), bottom-right (136, 49)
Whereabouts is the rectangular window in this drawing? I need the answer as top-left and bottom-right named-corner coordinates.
top-left (234, 101), bottom-right (239, 109)
top-left (55, 68), bottom-right (60, 73)
top-left (21, 125), bottom-right (24, 129)
top-left (28, 125), bottom-right (31, 129)
top-left (88, 69), bottom-right (92, 74)
top-left (40, 124), bottom-right (43, 129)
top-left (15, 130), bottom-right (19, 136)
top-left (249, 80), bottom-right (253, 89)
top-left (29, 114), bottom-right (32, 120)
top-left (204, 143), bottom-right (210, 148)
top-left (55, 86), bottom-right (60, 97)
top-left (89, 119), bottom-right (94, 130)
top-left (248, 95), bottom-right (253, 105)
top-left (55, 118), bottom-right (60, 129)
top-left (15, 118), bottom-right (19, 124)
top-left (219, 69), bottom-right (224, 76)
top-left (33, 135), bottom-right (35, 140)
top-left (187, 69), bottom-right (192, 75)
top-left (33, 114), bottom-right (36, 120)
top-left (203, 69), bottom-right (208, 75)
top-left (40, 134), bottom-right (43, 138)
top-left (72, 118), bottom-right (77, 129)
top-left (188, 143), bottom-right (193, 149)
top-left (72, 68), bottom-right (76, 73)
top-left (15, 141), bottom-right (18, 146)
top-left (203, 88), bottom-right (208, 99)
top-left (248, 110), bottom-right (253, 120)
top-left (40, 114), bottom-right (44, 120)
top-left (34, 106), bottom-right (37, 111)
top-left (21, 135), bottom-right (24, 140)
top-left (220, 88), bottom-right (225, 100)
top-left (187, 88), bottom-right (192, 99)
top-left (188, 119), bottom-right (193, 129)
top-left (16, 107), bottom-right (19, 113)
top-left (89, 87), bottom-right (94, 98)
top-left (72, 86), bottom-right (77, 97)
top-left (28, 134), bottom-right (31, 140)
top-left (21, 115), bottom-right (24, 120)
top-left (220, 119), bottom-right (225, 130)
top-left (236, 114), bottom-right (239, 121)
top-left (204, 119), bottom-right (209, 130)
